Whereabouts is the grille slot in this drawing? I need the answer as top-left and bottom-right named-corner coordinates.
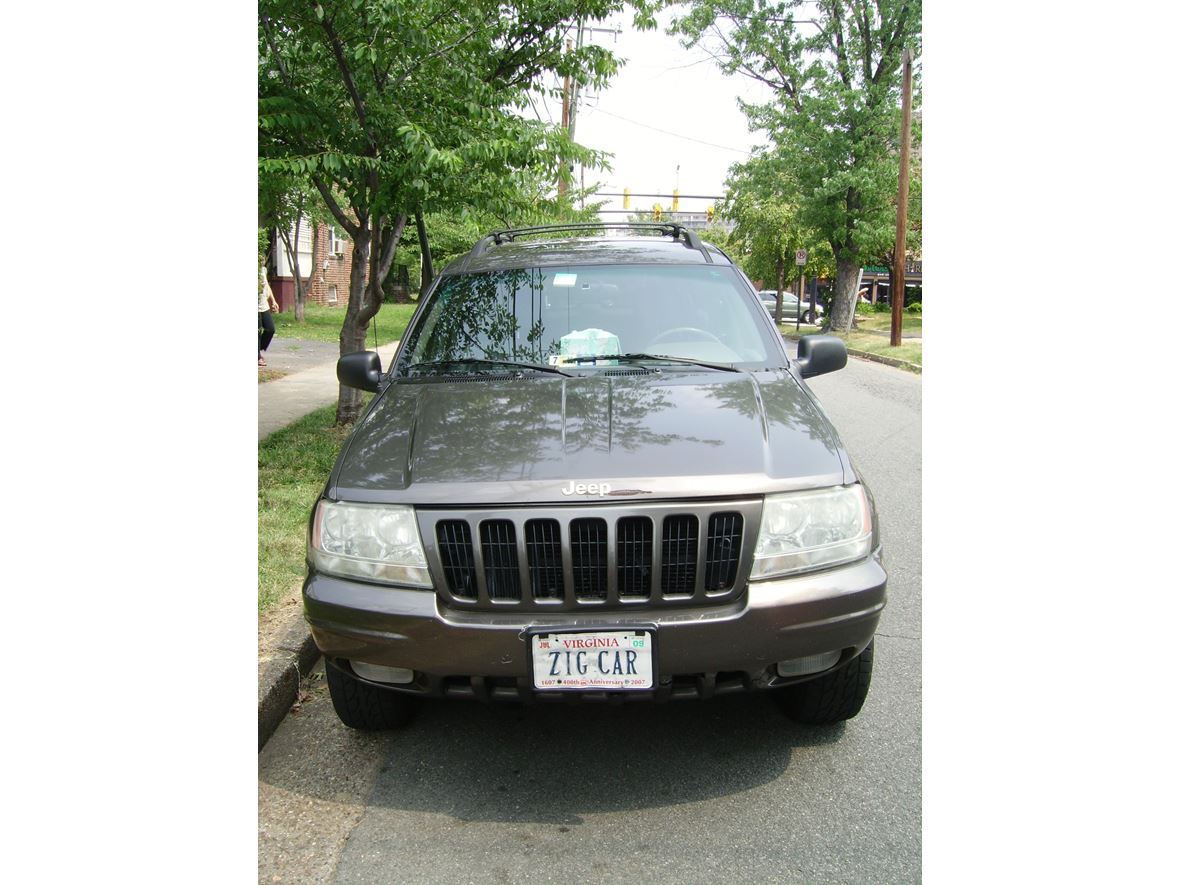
top-left (704, 512), bottom-right (743, 592)
top-left (479, 520), bottom-right (521, 600)
top-left (436, 520), bottom-right (477, 598)
top-left (660, 515), bottom-right (699, 595)
top-left (524, 519), bottom-right (564, 600)
top-left (570, 518), bottom-right (608, 600)
top-left (424, 501), bottom-right (755, 611)
top-left (617, 516), bottom-right (653, 598)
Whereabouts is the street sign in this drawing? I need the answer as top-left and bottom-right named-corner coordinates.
top-left (795, 249), bottom-right (807, 266)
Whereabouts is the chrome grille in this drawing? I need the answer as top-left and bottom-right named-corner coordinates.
top-left (420, 499), bottom-right (761, 612)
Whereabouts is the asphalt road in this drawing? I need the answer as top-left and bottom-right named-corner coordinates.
top-left (259, 356), bottom-right (922, 884)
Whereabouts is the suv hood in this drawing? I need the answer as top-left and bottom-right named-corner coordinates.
top-left (330, 370), bottom-right (851, 505)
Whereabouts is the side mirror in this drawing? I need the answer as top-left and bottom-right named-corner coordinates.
top-left (337, 351), bottom-right (383, 392)
top-left (795, 335), bottom-right (847, 378)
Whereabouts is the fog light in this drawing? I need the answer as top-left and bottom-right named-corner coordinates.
top-left (350, 661), bottom-right (415, 684)
top-left (776, 651), bottom-right (841, 677)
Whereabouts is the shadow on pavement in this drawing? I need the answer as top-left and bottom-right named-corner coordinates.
top-left (261, 686), bottom-right (844, 826)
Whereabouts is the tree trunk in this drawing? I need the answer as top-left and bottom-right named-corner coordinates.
top-left (277, 208), bottom-right (312, 321)
top-left (336, 228), bottom-right (372, 425)
top-left (830, 258), bottom-right (861, 334)
top-left (774, 254), bottom-right (785, 326)
top-left (335, 213), bottom-right (409, 425)
top-left (416, 211), bottom-right (434, 298)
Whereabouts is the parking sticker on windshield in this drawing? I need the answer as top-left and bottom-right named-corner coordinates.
top-left (553, 273), bottom-right (577, 287)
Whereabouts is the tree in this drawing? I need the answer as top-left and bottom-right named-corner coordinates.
top-left (259, 0), bottom-right (628, 423)
top-left (669, 0), bottom-right (921, 332)
top-left (259, 173), bottom-right (329, 321)
top-left (720, 151), bottom-right (834, 324)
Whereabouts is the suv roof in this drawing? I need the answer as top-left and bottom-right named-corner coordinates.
top-left (446, 223), bottom-right (734, 275)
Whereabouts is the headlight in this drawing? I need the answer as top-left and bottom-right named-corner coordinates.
top-left (751, 485), bottom-right (873, 579)
top-left (309, 501), bottom-right (432, 588)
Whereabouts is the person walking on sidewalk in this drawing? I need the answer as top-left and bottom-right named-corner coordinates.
top-left (259, 266), bottom-right (279, 367)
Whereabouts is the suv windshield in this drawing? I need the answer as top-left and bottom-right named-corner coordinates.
top-left (400, 264), bottom-right (780, 374)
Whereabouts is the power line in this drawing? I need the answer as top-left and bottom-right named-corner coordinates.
top-left (585, 107), bottom-right (752, 155)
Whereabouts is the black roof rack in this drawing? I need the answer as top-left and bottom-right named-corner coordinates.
top-left (467, 222), bottom-right (713, 264)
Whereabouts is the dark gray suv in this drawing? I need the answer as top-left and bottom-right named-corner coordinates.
top-left (304, 223), bottom-right (885, 730)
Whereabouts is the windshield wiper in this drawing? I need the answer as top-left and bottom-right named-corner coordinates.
top-left (406, 358), bottom-right (573, 378)
top-left (568, 352), bottom-right (741, 373)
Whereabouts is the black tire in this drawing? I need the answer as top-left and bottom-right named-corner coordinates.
top-left (778, 641), bottom-right (874, 725)
top-left (325, 660), bottom-right (418, 730)
top-left (802, 309), bottom-right (813, 324)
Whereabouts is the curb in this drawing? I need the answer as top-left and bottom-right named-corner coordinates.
top-left (258, 612), bottom-right (321, 751)
top-left (783, 333), bottom-right (922, 374)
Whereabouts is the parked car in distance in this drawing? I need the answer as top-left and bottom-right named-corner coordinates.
top-left (307, 223), bottom-right (884, 732)
top-left (759, 290), bottom-right (824, 325)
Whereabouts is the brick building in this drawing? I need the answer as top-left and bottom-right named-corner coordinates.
top-left (268, 221), bottom-right (366, 313)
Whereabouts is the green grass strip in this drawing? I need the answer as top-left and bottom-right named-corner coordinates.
top-left (258, 402), bottom-right (367, 613)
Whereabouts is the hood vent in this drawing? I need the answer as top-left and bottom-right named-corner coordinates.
top-left (430, 373), bottom-right (519, 384)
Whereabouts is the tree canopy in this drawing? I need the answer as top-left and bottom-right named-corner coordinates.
top-left (668, 0), bottom-right (921, 331)
top-left (259, 0), bottom-right (631, 421)
top-left (721, 150), bottom-right (834, 294)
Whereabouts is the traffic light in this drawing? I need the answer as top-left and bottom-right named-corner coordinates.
top-left (706, 205), bottom-right (715, 223)
top-left (652, 203), bottom-right (662, 221)
top-left (623, 187), bottom-right (630, 210)
top-left (672, 189), bottom-right (680, 212)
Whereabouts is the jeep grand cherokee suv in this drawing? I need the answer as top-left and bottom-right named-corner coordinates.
top-left (304, 223), bottom-right (885, 730)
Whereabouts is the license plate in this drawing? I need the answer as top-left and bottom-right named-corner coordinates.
top-left (531, 630), bottom-right (654, 691)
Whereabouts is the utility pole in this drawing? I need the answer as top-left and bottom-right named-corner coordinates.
top-left (891, 46), bottom-right (913, 348)
top-left (567, 22), bottom-right (584, 142)
top-left (565, 21), bottom-right (621, 206)
top-left (574, 21), bottom-right (585, 209)
top-left (559, 38), bottom-right (572, 199)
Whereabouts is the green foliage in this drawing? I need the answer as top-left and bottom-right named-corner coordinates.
top-left (670, 0), bottom-right (921, 310)
top-left (906, 301), bottom-right (922, 314)
top-left (258, 402), bottom-right (366, 612)
top-left (259, 0), bottom-right (630, 238)
top-left (696, 222), bottom-right (735, 251)
top-left (260, 0), bottom-right (639, 420)
top-left (720, 150), bottom-right (835, 286)
top-left (855, 301), bottom-right (875, 315)
top-left (259, 172), bottom-right (331, 247)
top-left (399, 194), bottom-right (607, 281)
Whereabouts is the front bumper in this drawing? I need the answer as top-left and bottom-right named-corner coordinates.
top-left (303, 551), bottom-right (885, 702)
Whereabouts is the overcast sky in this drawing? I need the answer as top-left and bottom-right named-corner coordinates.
top-left (532, 9), bottom-right (777, 218)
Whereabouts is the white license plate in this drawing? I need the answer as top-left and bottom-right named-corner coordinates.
top-left (531, 630), bottom-right (654, 691)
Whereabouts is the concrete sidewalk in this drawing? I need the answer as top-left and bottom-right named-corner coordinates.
top-left (257, 339), bottom-right (400, 440)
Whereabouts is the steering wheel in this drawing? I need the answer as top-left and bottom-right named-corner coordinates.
top-left (648, 326), bottom-right (726, 347)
